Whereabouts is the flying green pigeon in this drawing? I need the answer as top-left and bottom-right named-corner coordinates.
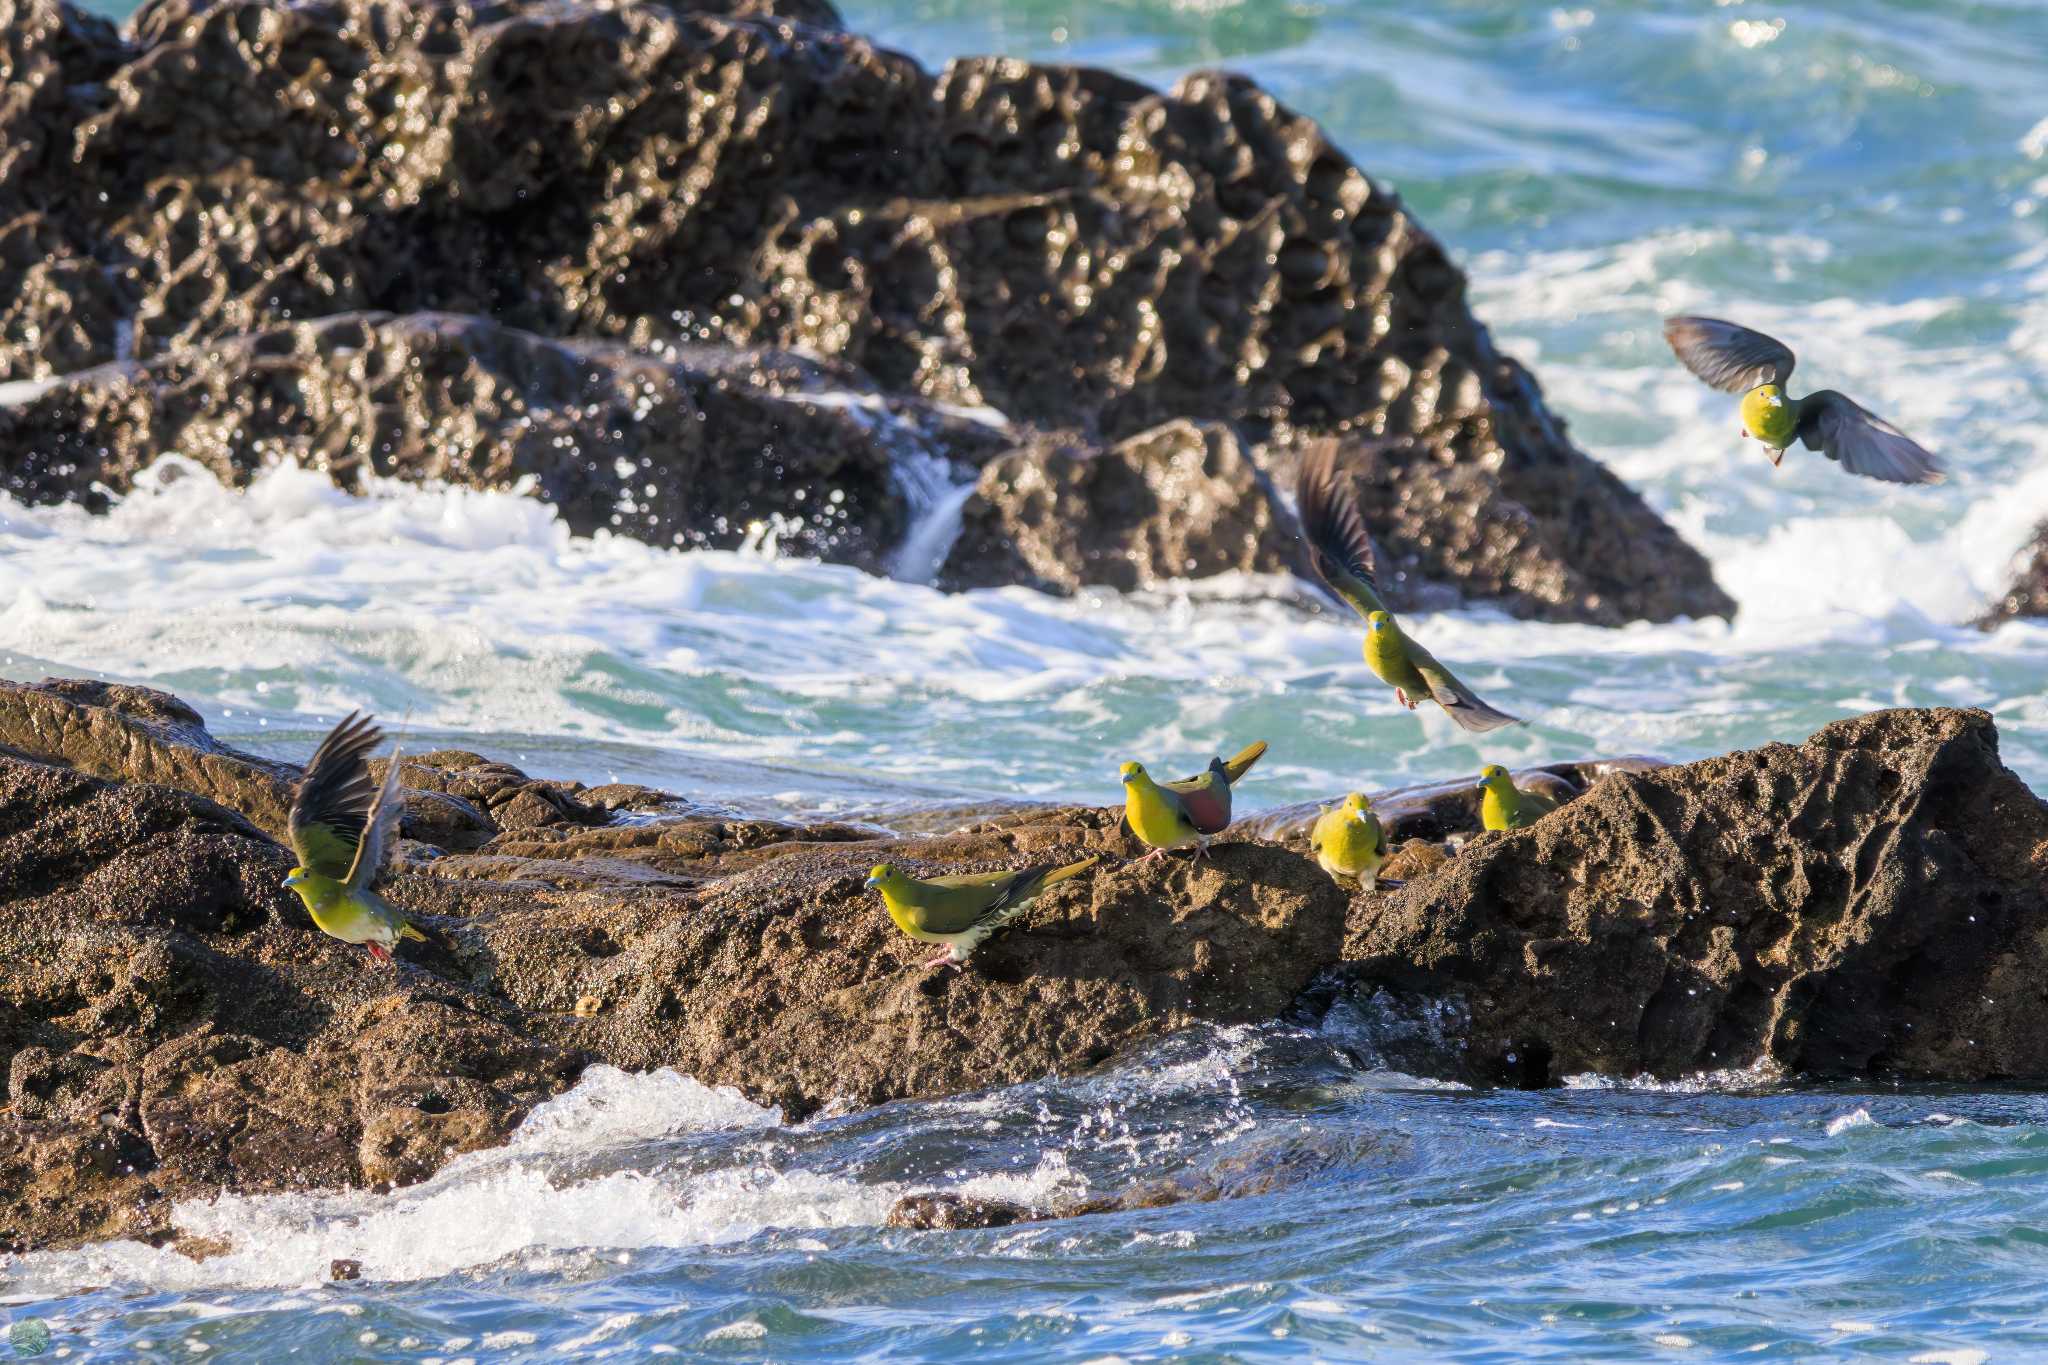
top-left (1311, 791), bottom-right (1399, 890)
top-left (1663, 316), bottom-right (1944, 484)
top-left (1478, 763), bottom-right (1560, 832)
top-left (1119, 741), bottom-right (1268, 863)
top-left (1295, 441), bottom-right (1520, 732)
top-left (866, 856), bottom-right (1101, 969)
top-left (284, 712), bottom-right (427, 965)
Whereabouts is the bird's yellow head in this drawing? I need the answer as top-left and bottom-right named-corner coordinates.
top-left (1341, 791), bottom-right (1372, 821)
top-left (1479, 764), bottom-right (1510, 786)
top-left (864, 863), bottom-right (899, 892)
top-left (1120, 761), bottom-right (1146, 785)
top-left (1366, 610), bottom-right (1392, 634)
top-left (283, 867), bottom-right (306, 888)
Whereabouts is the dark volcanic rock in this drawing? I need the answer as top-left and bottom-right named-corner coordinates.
top-left (0, 0), bottom-right (1728, 621)
top-left (938, 420), bottom-right (1294, 594)
top-left (1978, 521), bottom-right (2048, 628)
top-left (0, 312), bottom-right (946, 570)
top-left (1346, 708), bottom-right (2048, 1087)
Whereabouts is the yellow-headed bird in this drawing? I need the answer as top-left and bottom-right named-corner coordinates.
top-left (1311, 792), bottom-right (1397, 890)
top-left (866, 857), bottom-right (1100, 970)
top-left (1295, 441), bottom-right (1520, 732)
top-left (1663, 316), bottom-right (1943, 484)
top-left (1478, 763), bottom-right (1560, 832)
top-left (1120, 741), bottom-right (1267, 863)
top-left (284, 712), bottom-right (426, 965)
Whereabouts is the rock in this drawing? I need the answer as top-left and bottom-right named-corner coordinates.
top-left (1346, 708), bottom-right (2048, 1087)
top-left (0, 312), bottom-right (946, 571)
top-left (0, 681), bottom-right (1347, 1252)
top-left (329, 1258), bottom-right (362, 1281)
top-left (938, 420), bottom-right (1295, 593)
top-left (885, 1193), bottom-right (1044, 1231)
top-left (0, 0), bottom-right (1726, 622)
top-left (1978, 521), bottom-right (2048, 627)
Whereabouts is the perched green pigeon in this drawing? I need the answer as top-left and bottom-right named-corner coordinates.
top-left (1663, 316), bottom-right (1944, 484)
top-left (1311, 791), bottom-right (1399, 890)
top-left (866, 856), bottom-right (1101, 969)
top-left (284, 712), bottom-right (426, 965)
top-left (1295, 441), bottom-right (1520, 732)
top-left (1478, 763), bottom-right (1560, 831)
top-left (1120, 741), bottom-right (1268, 862)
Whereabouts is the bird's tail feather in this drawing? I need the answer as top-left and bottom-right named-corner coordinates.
top-left (398, 922), bottom-right (428, 943)
top-left (1221, 740), bottom-right (1268, 784)
top-left (1042, 855), bottom-right (1101, 887)
top-left (1443, 695), bottom-right (1521, 734)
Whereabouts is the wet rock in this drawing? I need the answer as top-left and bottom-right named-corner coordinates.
top-left (0, 313), bottom-right (935, 571)
top-left (0, 681), bottom-right (1346, 1252)
top-left (885, 1193), bottom-right (1044, 1231)
top-left (938, 420), bottom-right (1295, 594)
top-left (1978, 521), bottom-right (2048, 628)
top-left (1347, 708), bottom-right (2048, 1087)
top-left (0, 0), bottom-right (1725, 622)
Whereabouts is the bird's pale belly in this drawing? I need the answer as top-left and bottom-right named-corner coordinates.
top-left (1741, 386), bottom-right (1800, 447)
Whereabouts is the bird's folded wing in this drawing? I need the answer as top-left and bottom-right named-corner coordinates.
top-left (1161, 771), bottom-right (1232, 834)
top-left (1294, 439), bottom-right (1388, 620)
top-left (1663, 316), bottom-right (1796, 393)
top-left (921, 870), bottom-right (1022, 933)
top-left (1409, 645), bottom-right (1522, 734)
top-left (288, 711), bottom-right (381, 878)
top-left (1798, 391), bottom-right (1944, 485)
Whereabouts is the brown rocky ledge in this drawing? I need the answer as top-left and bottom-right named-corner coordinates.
top-left (0, 0), bottom-right (1730, 622)
top-left (6, 679), bottom-right (2047, 1253)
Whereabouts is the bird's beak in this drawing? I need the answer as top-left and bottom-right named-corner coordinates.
top-left (1121, 773), bottom-right (1136, 785)
top-left (282, 872), bottom-right (302, 889)
top-left (863, 875), bottom-right (881, 889)
top-left (1349, 810), bottom-right (1367, 824)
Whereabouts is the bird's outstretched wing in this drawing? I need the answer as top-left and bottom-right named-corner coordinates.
top-left (1294, 439), bottom-right (1388, 620)
top-left (1162, 762), bottom-right (1232, 834)
top-left (1797, 390), bottom-right (1945, 485)
top-left (1405, 639), bottom-right (1522, 734)
top-left (346, 742), bottom-right (405, 892)
top-left (1663, 316), bottom-right (1796, 393)
top-left (288, 712), bottom-right (381, 879)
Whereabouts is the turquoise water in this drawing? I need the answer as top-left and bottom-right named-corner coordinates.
top-left (6, 0), bottom-right (2048, 1359)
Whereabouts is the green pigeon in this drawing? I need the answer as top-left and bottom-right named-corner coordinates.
top-left (866, 856), bottom-right (1101, 969)
top-left (284, 712), bottom-right (427, 965)
top-left (1311, 791), bottom-right (1400, 890)
top-left (1478, 763), bottom-right (1560, 831)
top-left (1120, 740), bottom-right (1268, 863)
top-left (1663, 316), bottom-right (1944, 484)
top-left (1295, 441), bottom-right (1520, 733)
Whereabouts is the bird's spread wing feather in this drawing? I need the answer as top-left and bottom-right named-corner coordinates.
top-left (1293, 439), bottom-right (1388, 620)
top-left (1405, 639), bottom-right (1522, 734)
top-left (1162, 765), bottom-right (1233, 834)
top-left (346, 743), bottom-right (405, 891)
top-left (1663, 316), bottom-right (1796, 393)
top-left (1797, 391), bottom-right (1944, 485)
top-left (288, 712), bottom-right (382, 879)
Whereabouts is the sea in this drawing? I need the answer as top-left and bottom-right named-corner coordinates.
top-left (4, 0), bottom-right (2048, 1359)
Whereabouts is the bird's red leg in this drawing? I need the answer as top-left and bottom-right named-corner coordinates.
top-left (1740, 427), bottom-right (1750, 439)
top-left (923, 951), bottom-right (962, 971)
top-left (1395, 687), bottom-right (1417, 710)
top-left (366, 942), bottom-right (391, 965)
top-left (1134, 847), bottom-right (1166, 865)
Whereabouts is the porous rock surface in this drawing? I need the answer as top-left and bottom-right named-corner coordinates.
top-left (1346, 707), bottom-right (2048, 1088)
top-left (0, 0), bottom-right (1730, 621)
top-left (8, 679), bottom-right (2048, 1251)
